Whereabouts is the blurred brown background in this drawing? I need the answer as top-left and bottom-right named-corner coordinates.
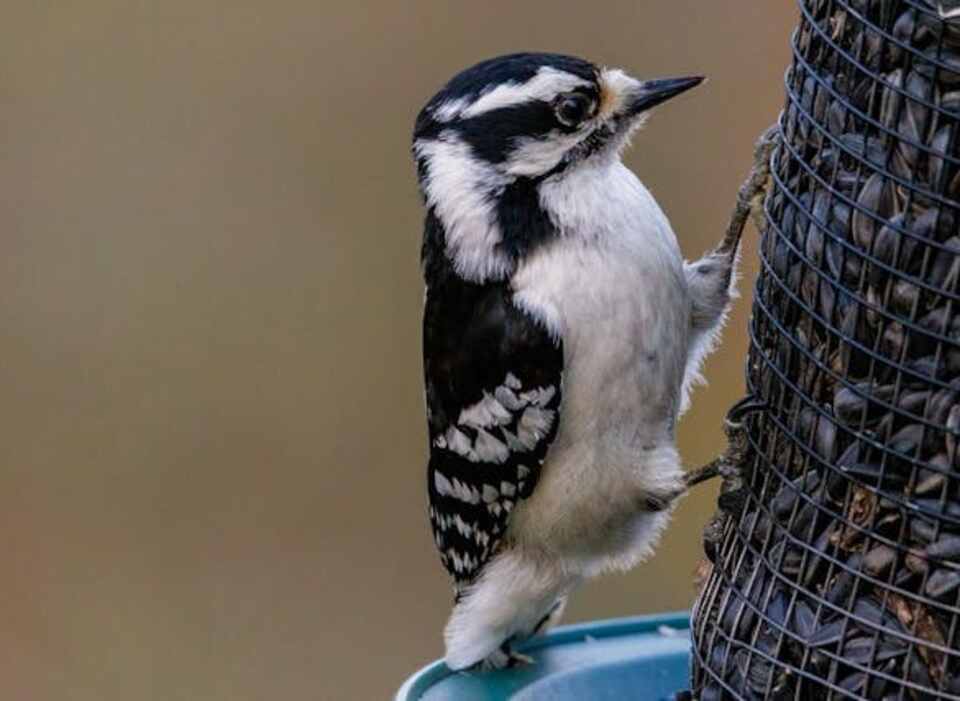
top-left (1, 3), bottom-right (796, 699)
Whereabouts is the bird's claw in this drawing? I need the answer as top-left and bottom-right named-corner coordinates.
top-left (684, 459), bottom-right (722, 489)
top-left (716, 124), bottom-right (780, 260)
top-left (478, 645), bottom-right (535, 671)
top-left (506, 652), bottom-right (535, 668)
top-left (724, 397), bottom-right (767, 430)
top-left (685, 396), bottom-right (765, 488)
top-left (643, 487), bottom-right (686, 512)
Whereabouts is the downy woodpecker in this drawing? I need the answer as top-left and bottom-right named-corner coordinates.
top-left (413, 52), bottom-right (736, 670)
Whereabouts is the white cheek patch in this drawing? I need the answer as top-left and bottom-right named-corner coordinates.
top-left (461, 66), bottom-right (593, 119)
top-left (504, 132), bottom-right (582, 177)
top-left (415, 134), bottom-right (513, 282)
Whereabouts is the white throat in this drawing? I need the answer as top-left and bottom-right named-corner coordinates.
top-left (514, 159), bottom-right (685, 339)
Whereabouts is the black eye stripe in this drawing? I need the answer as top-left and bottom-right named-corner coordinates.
top-left (454, 102), bottom-right (558, 163)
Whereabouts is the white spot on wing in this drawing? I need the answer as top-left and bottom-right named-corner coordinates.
top-left (501, 428), bottom-right (524, 452)
top-left (504, 373), bottom-right (522, 390)
top-left (494, 385), bottom-right (523, 411)
top-left (482, 484), bottom-right (499, 503)
top-left (434, 471), bottom-right (481, 504)
top-left (517, 406), bottom-right (555, 449)
top-left (456, 478), bottom-right (480, 504)
top-left (434, 471), bottom-right (454, 497)
top-left (505, 132), bottom-right (582, 177)
top-left (474, 429), bottom-right (510, 464)
top-left (445, 427), bottom-right (473, 458)
top-left (458, 392), bottom-right (511, 428)
top-left (453, 514), bottom-right (473, 538)
top-left (519, 385), bottom-right (556, 407)
top-left (488, 398), bottom-right (512, 424)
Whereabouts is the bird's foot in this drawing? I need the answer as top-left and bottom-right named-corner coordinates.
top-left (725, 396), bottom-right (767, 429)
top-left (687, 126), bottom-right (780, 322)
top-left (683, 458), bottom-right (723, 489)
top-left (641, 482), bottom-right (687, 512)
top-left (531, 596), bottom-right (567, 636)
top-left (715, 123), bottom-right (780, 261)
top-left (478, 643), bottom-right (535, 671)
top-left (684, 396), bottom-right (767, 489)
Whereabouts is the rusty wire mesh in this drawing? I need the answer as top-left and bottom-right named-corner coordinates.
top-left (690, 1), bottom-right (960, 698)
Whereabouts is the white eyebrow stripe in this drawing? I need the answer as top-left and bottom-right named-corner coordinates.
top-left (461, 66), bottom-right (593, 119)
top-left (432, 97), bottom-right (470, 122)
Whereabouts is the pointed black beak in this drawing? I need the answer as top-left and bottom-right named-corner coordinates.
top-left (628, 76), bottom-right (704, 115)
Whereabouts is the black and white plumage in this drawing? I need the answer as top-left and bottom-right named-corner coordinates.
top-left (413, 53), bottom-right (735, 670)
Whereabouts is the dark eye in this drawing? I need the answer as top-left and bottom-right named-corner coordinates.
top-left (554, 93), bottom-right (595, 127)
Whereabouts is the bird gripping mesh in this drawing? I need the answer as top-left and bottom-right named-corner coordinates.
top-left (691, 1), bottom-right (960, 699)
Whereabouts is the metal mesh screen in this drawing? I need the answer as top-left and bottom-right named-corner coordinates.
top-left (690, 1), bottom-right (960, 698)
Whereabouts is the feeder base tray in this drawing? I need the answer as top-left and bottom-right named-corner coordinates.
top-left (396, 612), bottom-right (691, 701)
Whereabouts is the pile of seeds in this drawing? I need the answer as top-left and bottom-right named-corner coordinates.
top-left (691, 1), bottom-right (960, 698)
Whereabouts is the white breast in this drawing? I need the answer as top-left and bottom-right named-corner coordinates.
top-left (508, 160), bottom-right (692, 567)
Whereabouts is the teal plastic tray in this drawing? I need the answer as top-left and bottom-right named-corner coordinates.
top-left (396, 611), bottom-right (691, 700)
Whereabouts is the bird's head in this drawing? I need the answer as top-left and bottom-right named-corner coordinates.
top-left (413, 53), bottom-right (702, 281)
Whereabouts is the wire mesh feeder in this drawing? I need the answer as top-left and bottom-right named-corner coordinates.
top-left (690, 1), bottom-right (960, 699)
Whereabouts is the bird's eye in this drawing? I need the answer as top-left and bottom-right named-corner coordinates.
top-left (554, 94), bottom-right (595, 127)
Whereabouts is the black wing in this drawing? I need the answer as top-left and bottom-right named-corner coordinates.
top-left (422, 217), bottom-right (562, 588)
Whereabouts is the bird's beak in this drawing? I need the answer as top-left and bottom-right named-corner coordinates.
top-left (627, 76), bottom-right (704, 115)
